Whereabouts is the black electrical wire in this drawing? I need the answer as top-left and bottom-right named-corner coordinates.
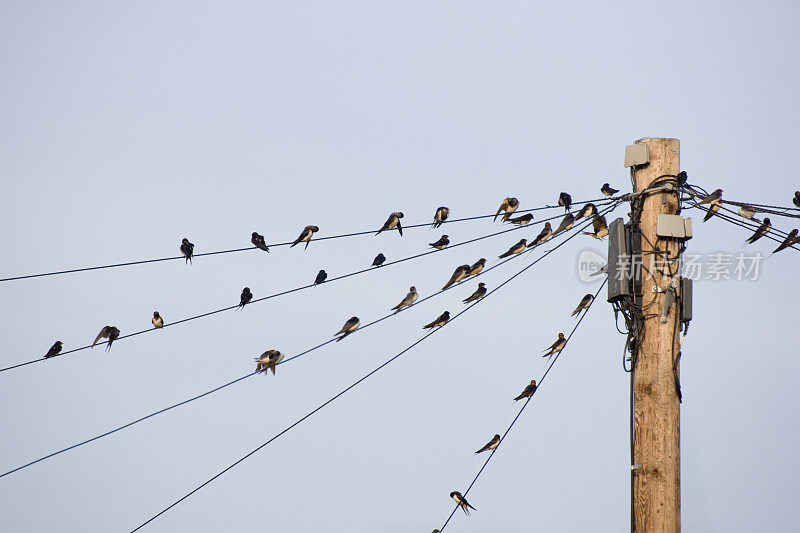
top-left (1, 201), bottom-right (625, 479)
top-left (437, 278), bottom-right (608, 532)
top-left (0, 196), bottom-right (620, 283)
top-left (0, 207), bottom-right (595, 374)
top-left (687, 204), bottom-right (799, 252)
top-left (126, 203), bottom-right (623, 533)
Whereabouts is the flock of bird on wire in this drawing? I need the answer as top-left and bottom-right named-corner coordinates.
top-left (28, 181), bottom-right (800, 529)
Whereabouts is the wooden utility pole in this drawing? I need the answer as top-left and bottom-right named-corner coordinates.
top-left (631, 138), bottom-right (681, 532)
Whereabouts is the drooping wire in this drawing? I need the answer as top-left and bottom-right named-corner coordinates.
top-left (437, 278), bottom-right (608, 532)
top-left (2, 201), bottom-right (620, 374)
top-left (0, 196), bottom-right (620, 283)
top-left (0, 201), bottom-right (625, 479)
top-left (127, 202), bottom-right (624, 532)
top-left (685, 203), bottom-right (799, 252)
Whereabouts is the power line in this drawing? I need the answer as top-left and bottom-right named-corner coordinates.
top-left (0, 196), bottom-right (618, 283)
top-left (1, 202), bottom-right (619, 374)
top-left (438, 278), bottom-right (608, 532)
top-left (685, 204), bottom-right (799, 253)
top-left (127, 202), bottom-right (622, 532)
top-left (2, 201), bottom-right (625, 480)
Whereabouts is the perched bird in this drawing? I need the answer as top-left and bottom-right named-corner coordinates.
top-left (376, 212), bottom-right (404, 236)
top-left (467, 258), bottom-right (486, 277)
top-left (552, 213), bottom-right (575, 236)
top-left (152, 311), bottom-right (164, 328)
top-left (694, 188), bottom-right (723, 206)
top-left (601, 183), bottom-right (619, 196)
top-left (558, 192), bottom-right (572, 212)
top-left (575, 203), bottom-right (597, 220)
top-left (314, 269), bottom-right (327, 284)
top-left (507, 213), bottom-right (533, 225)
top-left (238, 287), bottom-right (253, 308)
top-left (391, 286), bottom-right (418, 312)
top-left (583, 215), bottom-right (609, 240)
top-left (450, 491), bottom-right (476, 516)
top-left (794, 191), bottom-right (800, 208)
top-left (442, 264), bottom-right (471, 290)
top-left (703, 199), bottom-right (721, 222)
top-left (372, 253), bottom-right (386, 267)
top-left (429, 235), bottom-right (450, 249)
top-left (335, 317), bottom-right (360, 341)
top-left (475, 434), bottom-right (501, 454)
top-left (571, 294), bottom-right (594, 316)
top-left (92, 326), bottom-right (120, 352)
top-left (291, 225), bottom-right (319, 250)
top-left (738, 205), bottom-right (758, 220)
top-left (255, 349), bottom-right (284, 375)
top-left (180, 238), bottom-right (194, 264)
top-left (432, 206), bottom-right (450, 228)
top-left (499, 239), bottom-right (527, 258)
top-left (251, 232), bottom-right (269, 252)
top-left (423, 311), bottom-right (450, 329)
top-left (528, 222), bottom-right (552, 247)
top-left (543, 333), bottom-right (566, 358)
top-left (494, 197), bottom-right (520, 222)
top-left (676, 171), bottom-right (688, 185)
top-left (463, 282), bottom-right (487, 304)
top-left (514, 379), bottom-right (538, 401)
top-left (44, 341), bottom-right (62, 359)
top-left (773, 229), bottom-right (799, 254)
top-left (744, 218), bottom-right (771, 245)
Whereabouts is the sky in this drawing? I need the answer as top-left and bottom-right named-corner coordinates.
top-left (1, 1), bottom-right (799, 531)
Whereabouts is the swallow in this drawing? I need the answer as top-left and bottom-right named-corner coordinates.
top-left (475, 434), bottom-right (500, 454)
top-left (291, 225), bottom-right (319, 250)
top-left (703, 199), bottom-right (721, 222)
top-left (583, 215), bottom-right (608, 239)
top-left (553, 213), bottom-right (575, 236)
top-left (372, 253), bottom-right (386, 267)
top-left (432, 206), bottom-right (450, 228)
top-left (494, 197), bottom-right (519, 221)
top-left (44, 341), bottom-right (62, 359)
top-left (543, 333), bottom-right (566, 358)
top-left (238, 287), bottom-right (253, 308)
top-left (499, 239), bottom-right (527, 258)
top-left (376, 212), bottom-right (404, 236)
top-left (180, 238), bottom-right (194, 264)
top-left (575, 203), bottom-right (597, 220)
top-left (442, 265), bottom-right (471, 290)
top-left (528, 222), bottom-right (552, 247)
top-left (313, 269), bottom-right (328, 285)
top-left (738, 205), bottom-right (758, 220)
top-left (467, 258), bottom-right (486, 276)
top-left (391, 286), bottom-right (418, 312)
top-left (601, 183), bottom-right (619, 196)
top-left (335, 317), bottom-right (360, 341)
top-left (558, 192), bottom-right (572, 212)
top-left (571, 294), bottom-right (594, 316)
top-left (450, 491), bottom-right (476, 516)
top-left (251, 232), bottom-right (269, 252)
top-left (463, 282), bottom-right (487, 304)
top-left (507, 213), bottom-right (533, 225)
top-left (514, 379), bottom-right (537, 401)
top-left (773, 229), bottom-right (799, 254)
top-left (152, 311), bottom-right (164, 328)
top-left (794, 191), bottom-right (800, 208)
top-left (676, 171), bottom-right (688, 185)
top-left (429, 235), bottom-right (450, 249)
top-left (92, 326), bottom-right (120, 352)
top-left (744, 218), bottom-right (771, 245)
top-left (423, 311), bottom-right (450, 329)
top-left (255, 349), bottom-right (284, 375)
top-left (695, 189), bottom-right (723, 206)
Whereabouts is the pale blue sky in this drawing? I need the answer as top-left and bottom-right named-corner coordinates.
top-left (1, 2), bottom-right (799, 531)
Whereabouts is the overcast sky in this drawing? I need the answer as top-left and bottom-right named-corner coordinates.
top-left (2, 2), bottom-right (799, 531)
